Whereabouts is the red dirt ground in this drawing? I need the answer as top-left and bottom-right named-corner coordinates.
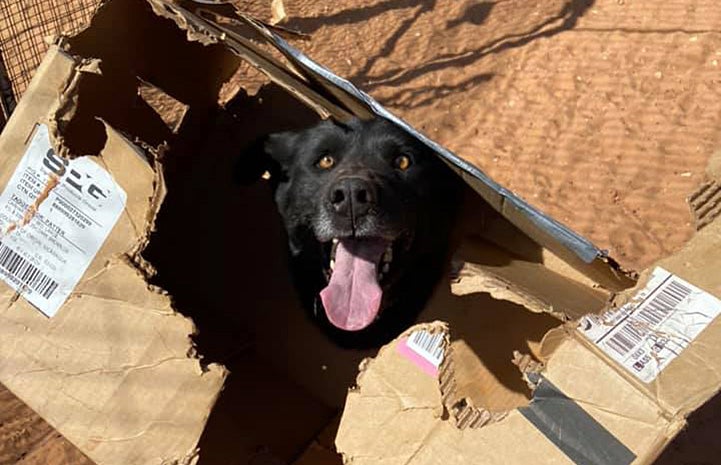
top-left (2, 0), bottom-right (721, 464)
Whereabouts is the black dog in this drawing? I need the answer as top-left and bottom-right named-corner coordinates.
top-left (240, 117), bottom-right (462, 348)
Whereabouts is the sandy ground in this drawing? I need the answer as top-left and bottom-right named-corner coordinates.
top-left (1, 0), bottom-right (721, 464)
top-left (271, 0), bottom-right (720, 272)
top-left (0, 388), bottom-right (91, 465)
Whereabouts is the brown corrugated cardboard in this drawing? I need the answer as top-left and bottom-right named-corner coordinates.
top-left (0, 45), bottom-right (226, 465)
top-left (0, 0), bottom-right (718, 465)
top-left (337, 213), bottom-right (721, 464)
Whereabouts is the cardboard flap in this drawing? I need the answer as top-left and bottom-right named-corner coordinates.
top-left (0, 46), bottom-right (226, 465)
top-left (338, 321), bottom-right (685, 465)
top-left (338, 323), bottom-right (615, 465)
top-left (146, 0), bottom-right (354, 121)
top-left (335, 323), bottom-right (446, 464)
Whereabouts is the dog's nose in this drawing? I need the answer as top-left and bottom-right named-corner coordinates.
top-left (329, 177), bottom-right (376, 218)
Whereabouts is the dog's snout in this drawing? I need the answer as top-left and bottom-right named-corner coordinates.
top-left (329, 177), bottom-right (376, 218)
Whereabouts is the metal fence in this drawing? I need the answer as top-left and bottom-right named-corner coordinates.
top-left (0, 0), bottom-right (100, 128)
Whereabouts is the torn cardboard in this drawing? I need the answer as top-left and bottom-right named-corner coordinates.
top-left (0, 45), bottom-right (225, 465)
top-left (337, 212), bottom-right (721, 464)
top-left (4, 1), bottom-right (714, 465)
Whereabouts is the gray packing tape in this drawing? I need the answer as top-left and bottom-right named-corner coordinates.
top-left (520, 375), bottom-right (636, 465)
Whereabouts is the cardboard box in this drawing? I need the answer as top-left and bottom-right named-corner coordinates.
top-left (338, 211), bottom-right (721, 464)
top-left (0, 0), bottom-right (717, 464)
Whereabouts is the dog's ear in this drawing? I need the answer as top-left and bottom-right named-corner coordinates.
top-left (233, 131), bottom-right (296, 185)
top-left (264, 131), bottom-right (298, 168)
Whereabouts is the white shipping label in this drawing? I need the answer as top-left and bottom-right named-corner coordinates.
top-left (0, 124), bottom-right (126, 317)
top-left (580, 267), bottom-right (721, 383)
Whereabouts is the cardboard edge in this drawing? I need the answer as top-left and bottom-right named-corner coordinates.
top-left (46, 55), bottom-right (103, 159)
top-left (688, 179), bottom-right (721, 230)
top-left (438, 332), bottom-right (547, 430)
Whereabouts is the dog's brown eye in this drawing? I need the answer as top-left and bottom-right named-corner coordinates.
top-left (317, 155), bottom-right (335, 170)
top-left (394, 155), bottom-right (411, 171)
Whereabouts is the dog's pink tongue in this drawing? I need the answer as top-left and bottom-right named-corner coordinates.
top-left (320, 239), bottom-right (386, 331)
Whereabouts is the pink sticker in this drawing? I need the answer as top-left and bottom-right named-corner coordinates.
top-left (397, 336), bottom-right (440, 377)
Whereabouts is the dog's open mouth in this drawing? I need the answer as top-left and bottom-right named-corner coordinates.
top-left (319, 238), bottom-right (395, 331)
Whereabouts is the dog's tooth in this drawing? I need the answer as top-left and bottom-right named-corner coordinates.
top-left (383, 263), bottom-right (390, 273)
top-left (330, 259), bottom-right (335, 270)
top-left (383, 247), bottom-right (393, 262)
top-left (332, 238), bottom-right (339, 244)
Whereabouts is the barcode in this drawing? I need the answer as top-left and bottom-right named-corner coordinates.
top-left (407, 330), bottom-right (445, 367)
top-left (605, 278), bottom-right (692, 357)
top-left (0, 241), bottom-right (59, 299)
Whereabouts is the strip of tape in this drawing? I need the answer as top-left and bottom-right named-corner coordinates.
top-left (520, 374), bottom-right (635, 465)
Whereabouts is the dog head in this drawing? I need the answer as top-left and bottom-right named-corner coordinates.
top-left (242, 118), bottom-right (461, 344)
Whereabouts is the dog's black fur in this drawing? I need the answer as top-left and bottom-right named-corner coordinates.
top-left (238, 117), bottom-right (462, 348)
